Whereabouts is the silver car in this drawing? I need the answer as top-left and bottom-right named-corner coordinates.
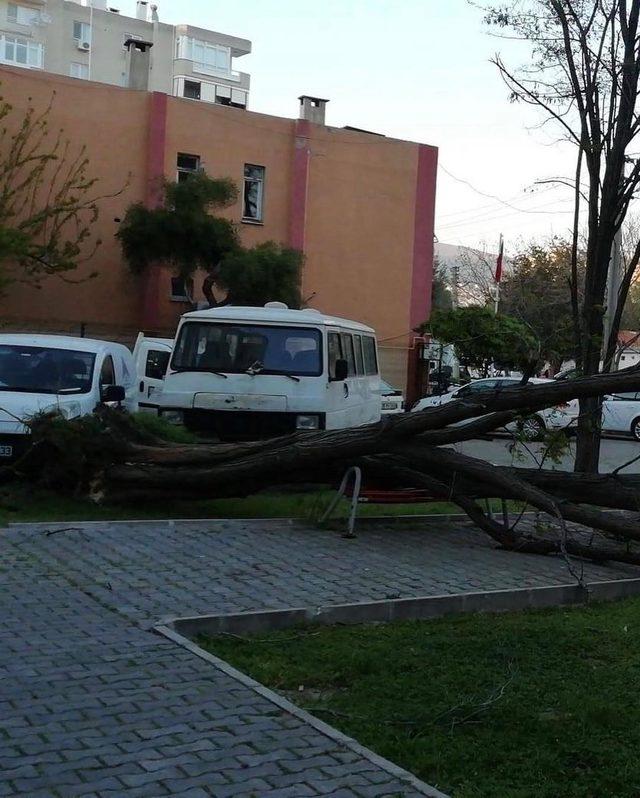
top-left (411, 377), bottom-right (579, 438)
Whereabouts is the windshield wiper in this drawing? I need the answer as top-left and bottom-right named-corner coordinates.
top-left (0, 386), bottom-right (47, 393)
top-left (244, 362), bottom-right (301, 382)
top-left (172, 368), bottom-right (228, 379)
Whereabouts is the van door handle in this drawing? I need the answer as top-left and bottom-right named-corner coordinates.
top-left (139, 380), bottom-right (144, 393)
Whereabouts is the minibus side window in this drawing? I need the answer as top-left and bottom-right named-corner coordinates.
top-left (353, 335), bottom-right (365, 375)
top-left (362, 336), bottom-right (378, 375)
top-left (340, 333), bottom-right (356, 376)
top-left (328, 332), bottom-right (342, 379)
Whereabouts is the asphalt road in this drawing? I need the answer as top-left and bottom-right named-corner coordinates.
top-left (452, 435), bottom-right (640, 473)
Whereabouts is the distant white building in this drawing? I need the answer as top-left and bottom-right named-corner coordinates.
top-left (0, 0), bottom-right (251, 108)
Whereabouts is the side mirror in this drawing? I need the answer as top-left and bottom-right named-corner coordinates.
top-left (101, 384), bottom-right (126, 403)
top-left (332, 359), bottom-right (349, 382)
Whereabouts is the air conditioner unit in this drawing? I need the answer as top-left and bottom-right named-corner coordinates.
top-left (77, 41), bottom-right (91, 51)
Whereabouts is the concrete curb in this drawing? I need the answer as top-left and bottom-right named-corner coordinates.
top-left (155, 623), bottom-right (449, 798)
top-left (161, 575), bottom-right (640, 639)
top-left (7, 511), bottom-right (535, 529)
top-left (155, 576), bottom-right (640, 798)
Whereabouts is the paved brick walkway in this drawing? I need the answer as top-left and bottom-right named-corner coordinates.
top-left (1, 518), bottom-right (638, 797)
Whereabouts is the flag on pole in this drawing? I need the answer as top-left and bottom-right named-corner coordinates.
top-left (494, 234), bottom-right (504, 283)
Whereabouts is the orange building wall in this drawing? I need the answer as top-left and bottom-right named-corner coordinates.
top-left (0, 67), bottom-right (437, 390)
top-left (0, 67), bottom-right (150, 338)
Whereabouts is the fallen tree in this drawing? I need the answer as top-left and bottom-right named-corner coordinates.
top-left (2, 368), bottom-right (640, 567)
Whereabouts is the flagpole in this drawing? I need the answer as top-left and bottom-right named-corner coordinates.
top-left (494, 233), bottom-right (504, 316)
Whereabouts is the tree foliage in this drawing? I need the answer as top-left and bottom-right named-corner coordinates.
top-left (500, 238), bottom-right (583, 370)
top-left (217, 242), bottom-right (303, 309)
top-left (0, 92), bottom-right (113, 293)
top-left (117, 171), bottom-right (303, 308)
top-left (431, 256), bottom-right (454, 311)
top-left (427, 306), bottom-right (539, 376)
top-left (117, 172), bottom-right (239, 280)
top-left (485, 0), bottom-right (640, 472)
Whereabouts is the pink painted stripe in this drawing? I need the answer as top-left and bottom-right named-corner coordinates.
top-left (289, 119), bottom-right (311, 251)
top-left (409, 144), bottom-right (438, 330)
top-left (141, 92), bottom-right (169, 330)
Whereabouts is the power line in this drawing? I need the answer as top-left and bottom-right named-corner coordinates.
top-left (437, 183), bottom-right (562, 220)
top-left (438, 199), bottom-right (575, 231)
top-left (438, 163), bottom-right (575, 215)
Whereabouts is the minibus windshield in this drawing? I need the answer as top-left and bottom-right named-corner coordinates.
top-left (171, 323), bottom-right (323, 377)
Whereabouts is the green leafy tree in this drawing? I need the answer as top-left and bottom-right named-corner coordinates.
top-left (218, 242), bottom-right (302, 308)
top-left (500, 238), bottom-right (582, 373)
top-left (117, 172), bottom-right (240, 305)
top-left (118, 171), bottom-right (302, 307)
top-left (431, 256), bottom-right (453, 311)
top-left (0, 92), bottom-right (115, 293)
top-left (427, 306), bottom-right (540, 377)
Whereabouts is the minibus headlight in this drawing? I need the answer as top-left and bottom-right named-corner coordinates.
top-left (296, 414), bottom-right (320, 430)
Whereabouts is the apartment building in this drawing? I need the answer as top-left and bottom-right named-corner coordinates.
top-left (0, 0), bottom-right (251, 107)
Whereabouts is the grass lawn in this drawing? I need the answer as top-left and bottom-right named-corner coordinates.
top-left (201, 599), bottom-right (640, 798)
top-left (0, 483), bottom-right (498, 525)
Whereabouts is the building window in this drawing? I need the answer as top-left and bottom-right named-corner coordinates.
top-left (0, 34), bottom-right (43, 68)
top-left (215, 84), bottom-right (231, 105)
top-left (70, 61), bottom-right (89, 80)
top-left (183, 79), bottom-right (201, 100)
top-left (176, 36), bottom-right (230, 75)
top-left (73, 21), bottom-right (91, 43)
top-left (243, 164), bottom-right (265, 222)
top-left (176, 153), bottom-right (200, 183)
top-left (170, 276), bottom-right (193, 301)
top-left (7, 3), bottom-right (38, 25)
top-left (123, 32), bottom-right (143, 49)
top-left (230, 88), bottom-right (247, 109)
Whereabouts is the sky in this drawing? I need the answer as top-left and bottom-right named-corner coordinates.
top-left (121, 0), bottom-right (578, 255)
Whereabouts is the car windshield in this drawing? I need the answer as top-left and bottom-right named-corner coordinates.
top-left (0, 345), bottom-right (96, 394)
top-left (379, 380), bottom-right (397, 394)
top-left (171, 323), bottom-right (323, 377)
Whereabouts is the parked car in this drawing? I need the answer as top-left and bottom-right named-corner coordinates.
top-left (157, 302), bottom-right (383, 440)
top-left (0, 334), bottom-right (137, 462)
top-left (378, 379), bottom-right (404, 415)
top-left (602, 391), bottom-right (640, 440)
top-left (411, 376), bottom-right (579, 438)
top-left (554, 370), bottom-right (640, 440)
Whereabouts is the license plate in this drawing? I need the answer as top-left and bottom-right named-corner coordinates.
top-left (0, 445), bottom-right (13, 457)
top-left (382, 401), bottom-right (396, 410)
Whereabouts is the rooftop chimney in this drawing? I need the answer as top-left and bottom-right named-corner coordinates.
top-left (299, 95), bottom-right (329, 126)
top-left (135, 0), bottom-right (150, 20)
top-left (125, 38), bottom-right (153, 90)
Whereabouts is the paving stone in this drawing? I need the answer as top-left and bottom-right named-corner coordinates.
top-left (2, 517), bottom-right (635, 797)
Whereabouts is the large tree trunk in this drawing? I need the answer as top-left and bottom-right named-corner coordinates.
top-left (8, 368), bottom-right (640, 569)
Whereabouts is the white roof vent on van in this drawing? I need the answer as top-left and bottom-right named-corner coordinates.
top-left (264, 301), bottom-right (289, 310)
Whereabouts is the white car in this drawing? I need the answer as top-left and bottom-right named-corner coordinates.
top-left (378, 379), bottom-right (404, 415)
top-left (602, 391), bottom-right (640, 440)
top-left (0, 334), bottom-right (137, 462)
top-left (411, 377), bottom-right (579, 438)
